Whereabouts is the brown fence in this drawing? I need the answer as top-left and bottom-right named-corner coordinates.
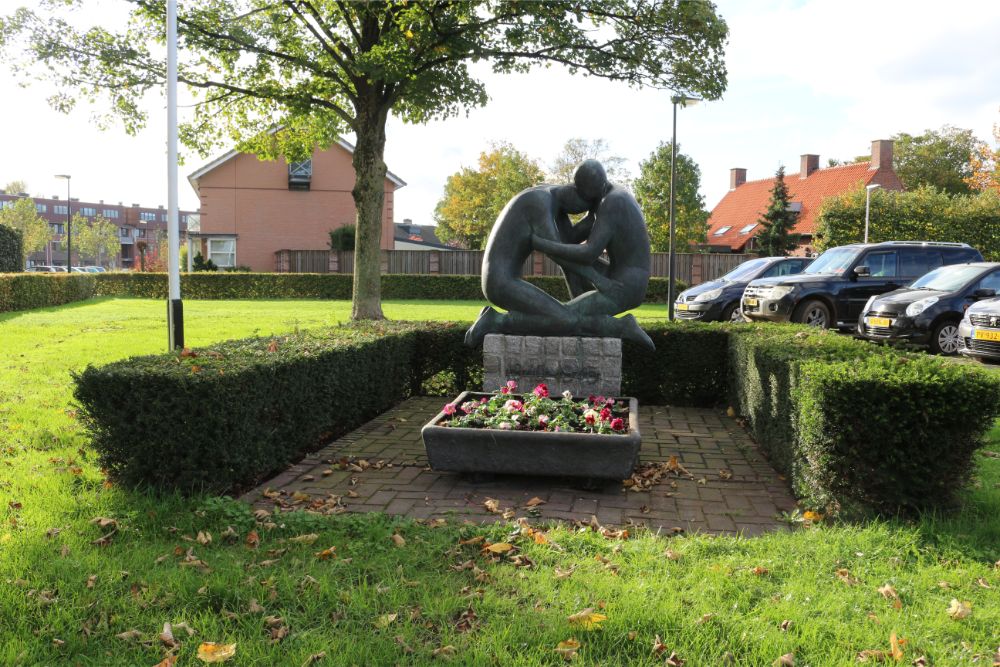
top-left (275, 249), bottom-right (751, 286)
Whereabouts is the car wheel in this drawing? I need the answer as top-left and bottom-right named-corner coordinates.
top-left (721, 302), bottom-right (742, 323)
top-left (930, 320), bottom-right (961, 355)
top-left (793, 299), bottom-right (832, 328)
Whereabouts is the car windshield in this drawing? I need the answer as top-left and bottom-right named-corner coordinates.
top-left (803, 247), bottom-right (862, 275)
top-left (720, 258), bottom-right (771, 282)
top-left (909, 265), bottom-right (984, 291)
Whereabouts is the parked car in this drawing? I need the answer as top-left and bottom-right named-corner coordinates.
top-left (70, 266), bottom-right (91, 273)
top-left (85, 266), bottom-right (107, 273)
top-left (27, 265), bottom-right (67, 273)
top-left (959, 297), bottom-right (1000, 362)
top-left (857, 262), bottom-right (1000, 354)
top-left (674, 256), bottom-right (812, 322)
top-left (741, 241), bottom-right (984, 329)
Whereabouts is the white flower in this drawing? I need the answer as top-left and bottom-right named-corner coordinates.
top-left (499, 421), bottom-right (513, 430)
top-left (562, 390), bottom-right (573, 401)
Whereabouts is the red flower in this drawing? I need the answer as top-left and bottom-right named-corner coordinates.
top-left (600, 407), bottom-right (611, 421)
top-left (584, 409), bottom-right (598, 426)
top-left (533, 383), bottom-right (549, 398)
top-left (610, 417), bottom-right (625, 431)
top-left (500, 386), bottom-right (509, 394)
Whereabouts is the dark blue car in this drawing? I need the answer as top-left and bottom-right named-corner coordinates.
top-left (674, 256), bottom-right (812, 322)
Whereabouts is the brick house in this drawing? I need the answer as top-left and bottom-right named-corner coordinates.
top-left (705, 139), bottom-right (904, 254)
top-left (0, 191), bottom-right (193, 269)
top-left (187, 139), bottom-right (405, 271)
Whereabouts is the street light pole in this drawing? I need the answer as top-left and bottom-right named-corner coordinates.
top-left (667, 94), bottom-right (700, 320)
top-left (55, 174), bottom-right (71, 269)
top-left (864, 183), bottom-right (881, 244)
top-left (166, 0), bottom-right (184, 350)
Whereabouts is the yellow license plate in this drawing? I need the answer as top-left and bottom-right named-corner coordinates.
top-left (974, 329), bottom-right (1000, 341)
top-left (676, 303), bottom-right (689, 311)
top-left (867, 317), bottom-right (891, 327)
top-left (744, 298), bottom-right (759, 307)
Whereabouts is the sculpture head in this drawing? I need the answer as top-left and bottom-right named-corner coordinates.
top-left (573, 160), bottom-right (610, 204)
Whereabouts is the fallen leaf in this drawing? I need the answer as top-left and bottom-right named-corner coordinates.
top-left (890, 631), bottom-right (904, 661)
top-left (86, 574), bottom-right (97, 589)
top-left (246, 530), bottom-right (260, 549)
top-left (627, 631), bottom-right (637, 640)
top-left (159, 622), bottom-right (179, 649)
top-left (314, 546), bottom-right (337, 560)
top-left (483, 542), bottom-right (514, 554)
top-left (752, 566), bottom-right (770, 576)
top-left (154, 656), bottom-right (178, 667)
top-left (248, 599), bottom-right (265, 614)
top-left (912, 657), bottom-right (928, 667)
top-left (664, 549), bottom-right (681, 561)
top-left (696, 613), bottom-right (714, 625)
top-left (289, 533), bottom-right (319, 546)
top-left (780, 619), bottom-right (793, 632)
top-left (432, 645), bottom-right (457, 660)
top-left (856, 649), bottom-right (890, 662)
top-left (197, 642), bottom-right (236, 663)
top-left (374, 613), bottom-right (398, 629)
top-left (555, 638), bottom-right (580, 661)
top-left (567, 608), bottom-right (607, 631)
top-left (665, 652), bottom-right (685, 667)
top-left (391, 533), bottom-right (406, 548)
top-left (652, 634), bottom-right (669, 656)
top-left (197, 531), bottom-right (212, 546)
top-left (803, 510), bottom-right (824, 523)
top-left (946, 598), bottom-right (971, 620)
top-left (773, 653), bottom-right (795, 667)
top-left (301, 652), bottom-right (326, 666)
top-left (718, 469), bottom-right (733, 480)
top-left (115, 629), bottom-right (143, 641)
top-left (459, 536), bottom-right (485, 546)
top-left (975, 577), bottom-right (991, 589)
top-left (483, 498), bottom-right (500, 513)
top-left (555, 565), bottom-right (577, 579)
top-left (836, 568), bottom-right (859, 585)
top-left (525, 497), bottom-right (546, 508)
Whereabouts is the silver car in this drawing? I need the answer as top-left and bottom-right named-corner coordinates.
top-left (958, 296), bottom-right (1000, 362)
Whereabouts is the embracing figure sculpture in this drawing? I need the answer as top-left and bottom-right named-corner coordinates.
top-left (464, 159), bottom-right (654, 350)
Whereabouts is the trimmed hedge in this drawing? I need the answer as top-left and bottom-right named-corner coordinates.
top-left (0, 225), bottom-right (22, 272)
top-left (1, 272), bottom-right (687, 313)
top-left (0, 273), bottom-right (98, 312)
top-left (72, 317), bottom-right (1000, 516)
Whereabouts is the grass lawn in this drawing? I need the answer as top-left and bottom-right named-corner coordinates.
top-left (1, 298), bottom-right (999, 666)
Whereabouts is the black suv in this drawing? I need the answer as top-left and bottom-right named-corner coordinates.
top-left (741, 241), bottom-right (984, 329)
top-left (674, 256), bottom-right (812, 322)
top-left (857, 262), bottom-right (1000, 354)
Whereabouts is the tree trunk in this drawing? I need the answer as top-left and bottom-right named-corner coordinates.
top-left (350, 96), bottom-right (391, 321)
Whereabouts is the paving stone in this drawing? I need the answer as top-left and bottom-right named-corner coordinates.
top-left (243, 396), bottom-right (796, 536)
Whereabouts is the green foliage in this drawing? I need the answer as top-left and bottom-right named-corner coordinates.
top-left (72, 214), bottom-right (119, 267)
top-left (728, 325), bottom-right (1000, 517)
top-left (434, 142), bottom-right (545, 249)
top-left (622, 322), bottom-right (730, 406)
top-left (633, 142), bottom-right (710, 251)
top-left (0, 274), bottom-right (97, 311)
top-left (73, 322), bottom-right (472, 493)
top-left (0, 224), bottom-right (22, 272)
top-left (892, 125), bottom-right (989, 194)
top-left (328, 225), bottom-right (356, 251)
top-left (191, 252), bottom-right (218, 272)
top-left (754, 166), bottom-right (800, 256)
top-left (816, 184), bottom-right (1000, 259)
top-left (0, 196), bottom-right (51, 253)
top-left (548, 138), bottom-right (631, 188)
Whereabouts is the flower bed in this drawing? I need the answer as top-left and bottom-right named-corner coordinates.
top-left (422, 381), bottom-right (641, 480)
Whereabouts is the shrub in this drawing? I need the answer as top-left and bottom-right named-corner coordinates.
top-left (623, 321), bottom-right (730, 406)
top-left (192, 253), bottom-right (218, 272)
top-left (328, 225), bottom-right (356, 251)
top-left (0, 273), bottom-right (97, 312)
top-left (0, 225), bottom-right (23, 272)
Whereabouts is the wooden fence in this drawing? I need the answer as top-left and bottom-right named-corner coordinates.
top-left (275, 249), bottom-right (750, 286)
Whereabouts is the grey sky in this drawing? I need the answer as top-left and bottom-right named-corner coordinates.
top-left (1, 0), bottom-right (998, 223)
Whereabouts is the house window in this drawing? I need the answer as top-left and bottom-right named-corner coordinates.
top-left (161, 213), bottom-right (168, 222)
top-left (50, 223), bottom-right (65, 235)
top-left (140, 212), bottom-right (157, 221)
top-left (208, 238), bottom-right (236, 268)
top-left (120, 227), bottom-right (132, 238)
top-left (54, 205), bottom-right (68, 215)
top-left (288, 159), bottom-right (312, 191)
top-left (738, 223), bottom-right (758, 235)
top-left (103, 209), bottom-right (120, 219)
top-left (712, 226), bottom-right (732, 236)
top-left (36, 203), bottom-right (48, 213)
top-left (80, 207), bottom-right (96, 216)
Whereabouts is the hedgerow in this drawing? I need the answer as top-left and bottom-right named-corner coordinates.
top-left (0, 225), bottom-right (22, 273)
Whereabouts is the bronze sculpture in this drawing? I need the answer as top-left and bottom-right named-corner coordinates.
top-left (464, 160), bottom-right (654, 350)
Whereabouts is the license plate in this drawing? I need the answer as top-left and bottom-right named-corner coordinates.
top-left (866, 317), bottom-right (891, 327)
top-left (675, 303), bottom-right (689, 311)
top-left (973, 329), bottom-right (1000, 341)
top-left (744, 298), bottom-right (759, 307)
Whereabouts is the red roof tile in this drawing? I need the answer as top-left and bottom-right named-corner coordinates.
top-left (706, 162), bottom-right (902, 251)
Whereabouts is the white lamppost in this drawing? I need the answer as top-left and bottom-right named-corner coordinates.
top-left (667, 94), bottom-right (701, 320)
top-left (864, 183), bottom-right (881, 244)
top-left (55, 174), bottom-right (71, 269)
top-left (166, 0), bottom-right (184, 349)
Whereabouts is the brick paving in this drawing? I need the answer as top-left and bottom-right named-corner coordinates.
top-left (242, 398), bottom-right (797, 536)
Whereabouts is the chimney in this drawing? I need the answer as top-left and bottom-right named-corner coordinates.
top-left (800, 154), bottom-right (820, 179)
top-left (403, 218), bottom-right (413, 225)
top-left (729, 168), bottom-right (747, 190)
top-left (870, 139), bottom-right (893, 171)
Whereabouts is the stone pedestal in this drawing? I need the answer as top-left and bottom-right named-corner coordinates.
top-left (483, 334), bottom-right (621, 397)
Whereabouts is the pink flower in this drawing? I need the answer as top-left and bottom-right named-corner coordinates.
top-left (605, 398), bottom-right (615, 406)
top-left (610, 417), bottom-right (625, 431)
top-left (443, 403), bottom-right (457, 416)
top-left (584, 409), bottom-right (598, 426)
top-left (533, 383), bottom-right (549, 398)
top-left (499, 421), bottom-right (513, 430)
top-left (480, 397), bottom-right (488, 404)
top-left (538, 415), bottom-right (550, 428)
top-left (506, 380), bottom-right (518, 392)
top-left (503, 399), bottom-right (524, 413)
top-left (593, 395), bottom-right (606, 407)
top-left (461, 401), bottom-right (479, 414)
top-left (500, 386), bottom-right (509, 394)
top-left (600, 407), bottom-right (611, 421)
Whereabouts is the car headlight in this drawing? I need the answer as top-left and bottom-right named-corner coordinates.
top-left (767, 285), bottom-right (796, 299)
top-left (906, 296), bottom-right (939, 317)
top-left (863, 295), bottom-right (878, 314)
top-left (694, 288), bottom-right (723, 303)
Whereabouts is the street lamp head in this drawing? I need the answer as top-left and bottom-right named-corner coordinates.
top-left (54, 174), bottom-right (71, 181)
top-left (866, 183), bottom-right (881, 191)
top-left (671, 94), bottom-right (702, 107)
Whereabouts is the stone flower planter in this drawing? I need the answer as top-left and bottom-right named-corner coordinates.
top-left (421, 391), bottom-right (641, 480)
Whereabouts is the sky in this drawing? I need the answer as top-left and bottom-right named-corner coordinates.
top-left (1, 0), bottom-right (998, 222)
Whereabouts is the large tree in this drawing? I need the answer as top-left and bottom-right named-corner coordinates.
top-left (1, 1), bottom-right (727, 318)
top-left (0, 197), bottom-right (51, 254)
top-left (966, 111), bottom-right (1000, 193)
top-left (754, 166), bottom-right (799, 257)
top-left (434, 142), bottom-right (544, 249)
top-left (73, 215), bottom-right (120, 267)
top-left (891, 126), bottom-right (989, 194)
top-left (548, 138), bottom-right (631, 189)
top-left (632, 141), bottom-right (708, 251)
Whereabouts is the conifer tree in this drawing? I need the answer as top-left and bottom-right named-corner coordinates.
top-left (755, 167), bottom-right (800, 256)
